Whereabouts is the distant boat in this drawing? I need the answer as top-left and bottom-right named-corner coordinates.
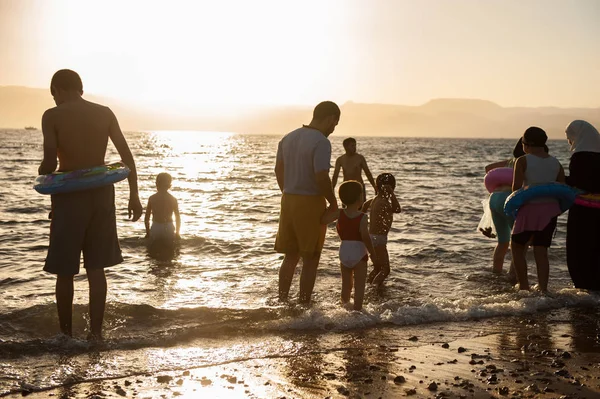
top-left (24, 126), bottom-right (37, 130)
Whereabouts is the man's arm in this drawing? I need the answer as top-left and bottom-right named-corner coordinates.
top-left (331, 157), bottom-right (341, 189)
top-left (361, 156), bottom-right (377, 193)
top-left (38, 110), bottom-right (58, 175)
top-left (320, 208), bottom-right (340, 225)
top-left (144, 198), bottom-right (152, 236)
top-left (275, 157), bottom-right (284, 192)
top-left (512, 157), bottom-right (526, 192)
top-left (108, 109), bottom-right (142, 221)
top-left (316, 170), bottom-right (338, 210)
top-left (314, 140), bottom-right (338, 210)
top-left (174, 197), bottom-right (181, 237)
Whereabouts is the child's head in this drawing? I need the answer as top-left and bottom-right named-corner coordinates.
top-left (156, 173), bottom-right (172, 192)
top-left (338, 180), bottom-right (363, 207)
top-left (522, 127), bottom-right (547, 152)
top-left (342, 137), bottom-right (357, 154)
top-left (376, 173), bottom-right (396, 192)
top-left (513, 138), bottom-right (526, 158)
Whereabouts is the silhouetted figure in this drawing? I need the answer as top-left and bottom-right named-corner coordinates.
top-left (565, 120), bottom-right (600, 290)
top-left (332, 137), bottom-right (377, 199)
top-left (39, 69), bottom-right (142, 341)
top-left (145, 172), bottom-right (181, 259)
top-left (275, 101), bottom-right (340, 304)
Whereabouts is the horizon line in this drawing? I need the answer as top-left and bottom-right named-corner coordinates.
top-left (2, 84), bottom-right (599, 110)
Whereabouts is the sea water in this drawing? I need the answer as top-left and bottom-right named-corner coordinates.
top-left (0, 129), bottom-right (598, 394)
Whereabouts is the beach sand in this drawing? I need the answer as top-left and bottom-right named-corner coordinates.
top-left (10, 308), bottom-right (600, 399)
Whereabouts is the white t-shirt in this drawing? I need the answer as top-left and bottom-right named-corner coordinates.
top-left (524, 154), bottom-right (560, 186)
top-left (276, 127), bottom-right (331, 196)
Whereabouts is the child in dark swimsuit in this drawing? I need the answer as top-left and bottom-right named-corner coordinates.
top-left (322, 180), bottom-right (376, 310)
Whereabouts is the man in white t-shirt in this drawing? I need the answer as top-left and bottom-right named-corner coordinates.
top-left (275, 101), bottom-right (340, 304)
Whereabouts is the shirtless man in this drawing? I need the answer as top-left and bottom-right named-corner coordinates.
top-left (39, 69), bottom-right (143, 340)
top-left (332, 138), bottom-right (377, 199)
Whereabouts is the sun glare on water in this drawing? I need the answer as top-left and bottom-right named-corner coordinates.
top-left (143, 130), bottom-right (239, 238)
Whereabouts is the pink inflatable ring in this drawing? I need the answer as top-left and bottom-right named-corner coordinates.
top-left (484, 167), bottom-right (513, 193)
top-left (574, 193), bottom-right (600, 209)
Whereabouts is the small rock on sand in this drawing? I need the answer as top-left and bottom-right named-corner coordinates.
top-left (394, 376), bottom-right (406, 384)
top-left (156, 375), bottom-right (172, 384)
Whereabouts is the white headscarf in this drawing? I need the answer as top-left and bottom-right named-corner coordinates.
top-left (566, 120), bottom-right (600, 153)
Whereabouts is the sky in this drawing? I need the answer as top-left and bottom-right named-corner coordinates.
top-left (1, 0), bottom-right (599, 111)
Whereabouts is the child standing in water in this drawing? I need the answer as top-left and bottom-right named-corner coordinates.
top-left (511, 127), bottom-right (565, 292)
top-left (362, 173), bottom-right (401, 286)
top-left (145, 173), bottom-right (181, 247)
top-left (483, 138), bottom-right (526, 281)
top-left (321, 181), bottom-right (376, 311)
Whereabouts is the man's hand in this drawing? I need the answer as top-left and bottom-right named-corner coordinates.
top-left (128, 195), bottom-right (143, 221)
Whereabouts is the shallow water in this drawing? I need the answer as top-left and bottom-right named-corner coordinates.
top-left (1, 129), bottom-right (598, 395)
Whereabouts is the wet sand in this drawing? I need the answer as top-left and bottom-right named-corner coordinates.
top-left (10, 308), bottom-right (600, 399)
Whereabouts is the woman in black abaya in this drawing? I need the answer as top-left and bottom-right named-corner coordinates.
top-left (565, 120), bottom-right (600, 290)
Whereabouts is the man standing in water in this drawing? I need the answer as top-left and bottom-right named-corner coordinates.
top-left (331, 137), bottom-right (377, 199)
top-left (39, 69), bottom-right (143, 340)
top-left (275, 101), bottom-right (340, 304)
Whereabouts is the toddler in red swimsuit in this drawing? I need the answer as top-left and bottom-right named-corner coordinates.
top-left (321, 180), bottom-right (376, 310)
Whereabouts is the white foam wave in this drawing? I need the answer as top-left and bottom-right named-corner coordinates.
top-left (270, 289), bottom-right (600, 331)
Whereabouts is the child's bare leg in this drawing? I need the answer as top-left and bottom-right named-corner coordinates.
top-left (367, 262), bottom-right (380, 284)
top-left (340, 264), bottom-right (353, 304)
top-left (353, 261), bottom-right (368, 311)
top-left (533, 246), bottom-right (549, 292)
top-left (508, 259), bottom-right (517, 284)
top-left (511, 241), bottom-right (529, 290)
top-left (372, 245), bottom-right (390, 286)
top-left (508, 244), bottom-right (526, 284)
top-left (492, 242), bottom-right (510, 274)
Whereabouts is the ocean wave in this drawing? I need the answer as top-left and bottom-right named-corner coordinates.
top-left (2, 290), bottom-right (599, 357)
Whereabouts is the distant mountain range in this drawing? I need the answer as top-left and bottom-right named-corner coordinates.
top-left (1, 86), bottom-right (598, 138)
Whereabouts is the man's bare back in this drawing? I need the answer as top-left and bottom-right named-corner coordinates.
top-left (41, 99), bottom-right (120, 172)
top-left (337, 153), bottom-right (367, 182)
top-left (331, 138), bottom-right (376, 192)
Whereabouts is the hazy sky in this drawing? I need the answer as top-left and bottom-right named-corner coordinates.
top-left (1, 0), bottom-right (599, 110)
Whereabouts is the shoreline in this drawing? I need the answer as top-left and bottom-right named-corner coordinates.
top-left (8, 308), bottom-right (600, 399)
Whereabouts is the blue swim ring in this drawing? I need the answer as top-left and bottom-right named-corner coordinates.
top-left (503, 183), bottom-right (577, 218)
top-left (34, 162), bottom-right (130, 195)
